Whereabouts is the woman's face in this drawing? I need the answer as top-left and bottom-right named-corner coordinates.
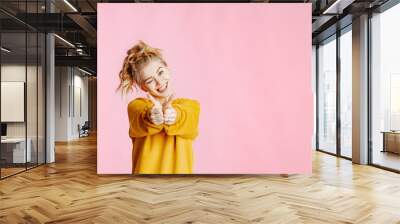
top-left (139, 58), bottom-right (172, 99)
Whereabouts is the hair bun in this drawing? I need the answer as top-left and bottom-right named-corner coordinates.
top-left (127, 40), bottom-right (147, 55)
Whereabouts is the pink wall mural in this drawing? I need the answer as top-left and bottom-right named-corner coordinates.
top-left (97, 3), bottom-right (313, 174)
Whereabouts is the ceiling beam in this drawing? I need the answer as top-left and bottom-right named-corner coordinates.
top-left (67, 13), bottom-right (97, 40)
top-left (322, 0), bottom-right (356, 14)
top-left (55, 55), bottom-right (96, 70)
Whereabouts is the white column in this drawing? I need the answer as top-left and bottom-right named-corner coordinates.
top-left (45, 0), bottom-right (55, 163)
top-left (352, 14), bottom-right (369, 164)
top-left (46, 33), bottom-right (55, 163)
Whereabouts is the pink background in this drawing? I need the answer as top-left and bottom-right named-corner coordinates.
top-left (97, 3), bottom-right (313, 174)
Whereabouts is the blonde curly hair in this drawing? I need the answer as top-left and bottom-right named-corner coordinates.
top-left (118, 40), bottom-right (167, 94)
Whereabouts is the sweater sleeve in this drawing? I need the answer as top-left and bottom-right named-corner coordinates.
top-left (128, 98), bottom-right (163, 138)
top-left (164, 99), bottom-right (200, 140)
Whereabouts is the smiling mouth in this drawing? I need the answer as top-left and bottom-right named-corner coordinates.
top-left (157, 82), bottom-right (168, 93)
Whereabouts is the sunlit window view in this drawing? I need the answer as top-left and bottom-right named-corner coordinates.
top-left (371, 3), bottom-right (400, 171)
top-left (340, 28), bottom-right (352, 158)
top-left (317, 36), bottom-right (337, 154)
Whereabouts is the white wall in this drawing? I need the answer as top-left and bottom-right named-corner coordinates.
top-left (55, 66), bottom-right (70, 141)
top-left (55, 67), bottom-right (89, 141)
top-left (1, 82), bottom-right (25, 122)
top-left (1, 65), bottom-right (41, 137)
top-left (71, 73), bottom-right (89, 138)
top-left (1, 66), bottom-right (26, 134)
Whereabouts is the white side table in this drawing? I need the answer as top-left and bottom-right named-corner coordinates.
top-left (1, 138), bottom-right (32, 163)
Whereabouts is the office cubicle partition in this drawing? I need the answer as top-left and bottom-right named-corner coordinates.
top-left (0, 1), bottom-right (47, 179)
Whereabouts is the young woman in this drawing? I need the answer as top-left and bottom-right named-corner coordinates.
top-left (118, 41), bottom-right (200, 174)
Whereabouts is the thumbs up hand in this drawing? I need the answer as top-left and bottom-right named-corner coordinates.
top-left (163, 94), bottom-right (177, 125)
top-left (147, 94), bottom-right (164, 125)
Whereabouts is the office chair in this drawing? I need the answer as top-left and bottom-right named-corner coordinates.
top-left (79, 121), bottom-right (90, 138)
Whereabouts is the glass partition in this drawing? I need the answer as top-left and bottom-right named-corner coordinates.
top-left (0, 1), bottom-right (46, 179)
top-left (1, 31), bottom-right (28, 177)
top-left (27, 31), bottom-right (38, 169)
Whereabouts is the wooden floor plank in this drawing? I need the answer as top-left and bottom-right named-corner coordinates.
top-left (1, 134), bottom-right (400, 223)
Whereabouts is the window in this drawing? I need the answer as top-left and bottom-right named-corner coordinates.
top-left (317, 35), bottom-right (337, 154)
top-left (371, 3), bottom-right (400, 171)
top-left (339, 27), bottom-right (352, 158)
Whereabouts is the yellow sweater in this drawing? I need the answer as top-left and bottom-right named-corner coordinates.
top-left (128, 98), bottom-right (200, 174)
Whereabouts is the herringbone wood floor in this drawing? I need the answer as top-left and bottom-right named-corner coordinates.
top-left (1, 134), bottom-right (400, 224)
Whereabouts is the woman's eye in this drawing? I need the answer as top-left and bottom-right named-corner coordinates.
top-left (146, 79), bottom-right (154, 84)
top-left (158, 71), bottom-right (163, 76)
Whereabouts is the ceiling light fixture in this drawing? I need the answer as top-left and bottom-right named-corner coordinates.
top-left (1, 47), bottom-right (11, 53)
top-left (78, 67), bottom-right (93, 76)
top-left (54, 34), bottom-right (75, 48)
top-left (63, 0), bottom-right (78, 12)
top-left (322, 0), bottom-right (355, 15)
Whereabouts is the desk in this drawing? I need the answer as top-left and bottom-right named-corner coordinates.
top-left (1, 138), bottom-right (31, 163)
top-left (381, 131), bottom-right (400, 154)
